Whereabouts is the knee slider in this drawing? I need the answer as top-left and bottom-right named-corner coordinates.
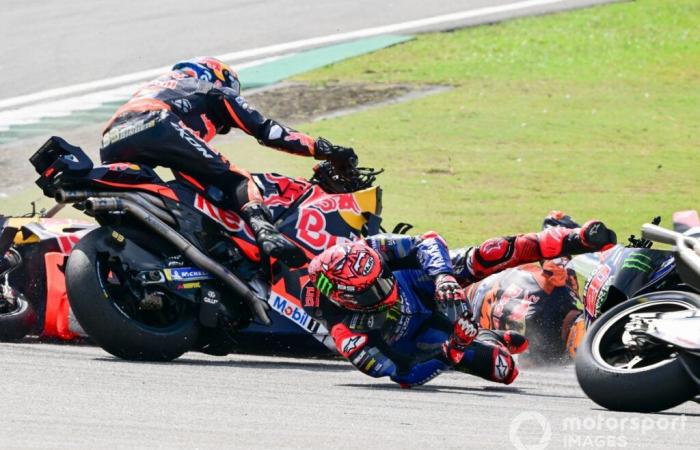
top-left (474, 237), bottom-right (515, 268)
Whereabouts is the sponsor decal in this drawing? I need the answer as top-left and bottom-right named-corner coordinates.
top-left (494, 353), bottom-right (509, 381)
top-left (170, 121), bottom-right (213, 159)
top-left (171, 98), bottom-right (192, 113)
top-left (649, 255), bottom-right (675, 284)
top-left (341, 335), bottom-right (367, 355)
top-left (102, 117), bottom-right (156, 147)
top-left (353, 251), bottom-right (375, 276)
top-left (583, 263), bottom-right (612, 319)
top-left (269, 292), bottom-right (327, 335)
top-left (164, 267), bottom-right (213, 282)
top-left (308, 195), bottom-right (361, 215)
top-left (315, 273), bottom-right (335, 296)
top-left (202, 290), bottom-right (219, 304)
top-left (621, 253), bottom-right (653, 272)
top-left (194, 194), bottom-right (254, 238)
top-left (296, 208), bottom-right (328, 250)
top-left (303, 284), bottom-right (320, 308)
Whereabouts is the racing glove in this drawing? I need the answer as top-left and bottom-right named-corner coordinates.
top-left (442, 310), bottom-right (480, 364)
top-left (434, 274), bottom-right (466, 302)
top-left (314, 137), bottom-right (358, 172)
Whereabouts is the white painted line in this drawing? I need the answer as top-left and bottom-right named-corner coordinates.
top-left (0, 0), bottom-right (567, 111)
top-left (0, 56), bottom-right (281, 132)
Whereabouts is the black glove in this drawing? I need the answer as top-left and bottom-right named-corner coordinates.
top-left (314, 137), bottom-right (357, 172)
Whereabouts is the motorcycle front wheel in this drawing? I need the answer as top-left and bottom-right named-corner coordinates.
top-left (575, 291), bottom-right (700, 412)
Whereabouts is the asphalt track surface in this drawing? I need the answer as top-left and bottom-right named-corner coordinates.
top-left (1, 342), bottom-right (698, 449)
top-left (2, 0), bottom-right (617, 100)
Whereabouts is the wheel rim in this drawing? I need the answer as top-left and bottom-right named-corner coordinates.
top-left (592, 295), bottom-right (696, 372)
top-left (94, 251), bottom-right (194, 332)
top-left (0, 284), bottom-right (22, 314)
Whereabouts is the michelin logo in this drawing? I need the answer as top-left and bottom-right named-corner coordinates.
top-left (165, 267), bottom-right (214, 282)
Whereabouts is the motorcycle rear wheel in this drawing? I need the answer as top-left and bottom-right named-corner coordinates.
top-left (66, 227), bottom-right (199, 361)
top-left (575, 291), bottom-right (700, 412)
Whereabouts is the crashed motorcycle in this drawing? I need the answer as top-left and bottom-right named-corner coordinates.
top-left (0, 224), bottom-right (34, 341)
top-left (30, 136), bottom-right (382, 361)
top-left (575, 223), bottom-right (700, 412)
top-left (0, 211), bottom-right (93, 341)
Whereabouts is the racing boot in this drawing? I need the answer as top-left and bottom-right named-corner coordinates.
top-left (556, 220), bottom-right (617, 256)
top-left (449, 329), bottom-right (527, 385)
top-left (241, 203), bottom-right (307, 268)
top-left (542, 210), bottom-right (580, 229)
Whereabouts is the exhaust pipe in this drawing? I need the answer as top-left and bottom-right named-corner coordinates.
top-left (85, 197), bottom-right (271, 325)
top-left (58, 189), bottom-right (176, 225)
top-left (55, 190), bottom-right (97, 203)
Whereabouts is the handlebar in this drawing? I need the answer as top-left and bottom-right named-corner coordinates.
top-left (641, 223), bottom-right (700, 275)
top-left (311, 160), bottom-right (383, 193)
top-left (641, 224), bottom-right (682, 246)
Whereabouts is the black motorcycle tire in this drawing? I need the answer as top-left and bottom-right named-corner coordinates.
top-left (66, 227), bottom-right (199, 361)
top-left (575, 291), bottom-right (700, 412)
top-left (0, 291), bottom-right (37, 341)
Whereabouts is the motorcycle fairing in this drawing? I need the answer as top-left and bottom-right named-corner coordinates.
top-left (644, 310), bottom-right (700, 350)
top-left (575, 245), bottom-right (676, 325)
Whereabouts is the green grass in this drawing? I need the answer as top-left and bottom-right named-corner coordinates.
top-left (274, 0), bottom-right (699, 244)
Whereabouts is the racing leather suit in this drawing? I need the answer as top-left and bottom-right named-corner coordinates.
top-left (304, 222), bottom-right (614, 387)
top-left (303, 232), bottom-right (523, 387)
top-left (100, 70), bottom-right (318, 210)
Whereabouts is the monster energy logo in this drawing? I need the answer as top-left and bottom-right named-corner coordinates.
top-left (622, 254), bottom-right (653, 272)
top-left (315, 273), bottom-right (335, 296)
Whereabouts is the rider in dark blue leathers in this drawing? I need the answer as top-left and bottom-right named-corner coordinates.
top-left (306, 221), bottom-right (616, 387)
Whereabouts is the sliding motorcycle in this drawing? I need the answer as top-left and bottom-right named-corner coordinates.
top-left (30, 136), bottom-right (382, 361)
top-left (575, 223), bottom-right (700, 412)
top-left (0, 210), bottom-right (93, 342)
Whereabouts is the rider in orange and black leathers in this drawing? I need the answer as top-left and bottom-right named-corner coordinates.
top-left (100, 57), bottom-right (356, 267)
top-left (454, 212), bottom-right (597, 363)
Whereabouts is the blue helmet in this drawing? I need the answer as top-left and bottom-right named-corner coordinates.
top-left (172, 57), bottom-right (240, 94)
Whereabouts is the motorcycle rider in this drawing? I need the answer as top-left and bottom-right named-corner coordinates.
top-left (100, 56), bottom-right (356, 267)
top-left (463, 211), bottom-right (593, 363)
top-left (306, 221), bottom-right (616, 387)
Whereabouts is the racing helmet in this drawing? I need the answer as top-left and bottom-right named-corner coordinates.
top-left (308, 241), bottom-right (399, 312)
top-left (172, 56), bottom-right (240, 94)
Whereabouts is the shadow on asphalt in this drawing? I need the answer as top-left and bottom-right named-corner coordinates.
top-left (95, 356), bottom-right (353, 373)
top-left (591, 407), bottom-right (700, 417)
top-left (340, 382), bottom-right (586, 400)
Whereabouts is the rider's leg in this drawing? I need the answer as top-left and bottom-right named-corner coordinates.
top-left (100, 112), bottom-right (305, 267)
top-left (233, 179), bottom-right (306, 268)
top-left (451, 221), bottom-right (617, 284)
top-left (449, 329), bottom-right (528, 385)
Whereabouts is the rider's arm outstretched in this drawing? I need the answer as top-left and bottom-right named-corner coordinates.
top-left (214, 88), bottom-right (356, 167)
top-left (329, 321), bottom-right (452, 388)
